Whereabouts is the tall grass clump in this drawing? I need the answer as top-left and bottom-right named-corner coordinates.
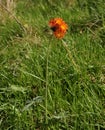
top-left (0, 0), bottom-right (105, 129)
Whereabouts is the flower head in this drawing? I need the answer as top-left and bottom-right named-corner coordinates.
top-left (49, 18), bottom-right (68, 39)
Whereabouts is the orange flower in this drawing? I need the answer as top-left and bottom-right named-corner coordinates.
top-left (49, 18), bottom-right (68, 39)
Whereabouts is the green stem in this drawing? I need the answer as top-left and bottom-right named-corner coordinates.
top-left (45, 42), bottom-right (51, 124)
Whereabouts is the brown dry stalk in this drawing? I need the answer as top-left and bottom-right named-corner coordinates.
top-left (62, 39), bottom-right (80, 72)
top-left (0, 2), bottom-right (26, 32)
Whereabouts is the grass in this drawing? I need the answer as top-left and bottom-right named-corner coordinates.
top-left (0, 0), bottom-right (105, 129)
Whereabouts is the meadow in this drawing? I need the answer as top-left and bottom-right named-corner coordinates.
top-left (0, 0), bottom-right (105, 129)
